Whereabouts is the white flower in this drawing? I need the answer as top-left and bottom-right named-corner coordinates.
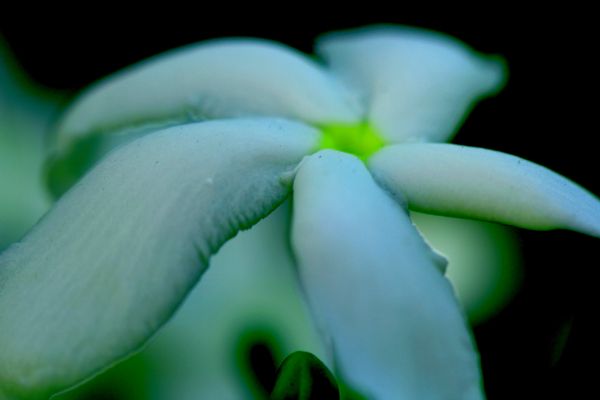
top-left (1, 25), bottom-right (598, 400)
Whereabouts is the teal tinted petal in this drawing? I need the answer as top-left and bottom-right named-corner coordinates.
top-left (0, 118), bottom-right (319, 399)
top-left (369, 143), bottom-right (600, 237)
top-left (58, 39), bottom-right (359, 140)
top-left (292, 150), bottom-right (483, 399)
top-left (317, 25), bottom-right (505, 143)
top-left (48, 38), bottom-right (360, 196)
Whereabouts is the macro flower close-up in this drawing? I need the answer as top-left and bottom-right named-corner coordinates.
top-left (0, 21), bottom-right (598, 400)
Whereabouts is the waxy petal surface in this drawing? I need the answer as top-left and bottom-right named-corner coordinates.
top-left (292, 150), bottom-right (483, 400)
top-left (370, 143), bottom-right (600, 237)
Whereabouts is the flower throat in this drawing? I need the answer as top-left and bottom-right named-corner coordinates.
top-left (318, 122), bottom-right (386, 160)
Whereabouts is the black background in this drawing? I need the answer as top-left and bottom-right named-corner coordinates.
top-left (1, 7), bottom-right (596, 399)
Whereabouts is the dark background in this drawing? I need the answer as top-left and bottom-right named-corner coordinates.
top-left (1, 7), bottom-right (595, 399)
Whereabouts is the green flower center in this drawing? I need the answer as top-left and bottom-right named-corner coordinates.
top-left (318, 122), bottom-right (386, 160)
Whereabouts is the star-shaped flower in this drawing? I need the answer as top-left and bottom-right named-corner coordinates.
top-left (1, 25), bottom-right (599, 400)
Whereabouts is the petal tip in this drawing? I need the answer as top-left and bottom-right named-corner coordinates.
top-left (477, 53), bottom-right (509, 97)
top-left (568, 200), bottom-right (600, 239)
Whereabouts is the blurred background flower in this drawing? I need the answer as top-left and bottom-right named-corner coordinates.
top-left (0, 8), bottom-right (595, 399)
top-left (0, 38), bottom-right (58, 250)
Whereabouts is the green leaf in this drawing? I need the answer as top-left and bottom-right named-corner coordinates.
top-left (369, 143), bottom-right (600, 237)
top-left (0, 118), bottom-right (319, 399)
top-left (270, 351), bottom-right (339, 400)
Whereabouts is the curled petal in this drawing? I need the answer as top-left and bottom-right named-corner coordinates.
top-left (0, 118), bottom-right (319, 399)
top-left (369, 143), bottom-right (600, 237)
top-left (49, 38), bottom-right (360, 196)
top-left (291, 150), bottom-right (483, 399)
top-left (58, 39), bottom-right (359, 137)
top-left (317, 25), bottom-right (506, 143)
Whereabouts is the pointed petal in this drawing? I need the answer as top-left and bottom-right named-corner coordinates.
top-left (291, 150), bottom-right (484, 400)
top-left (317, 25), bottom-right (506, 143)
top-left (0, 118), bottom-right (319, 399)
top-left (369, 143), bottom-right (600, 237)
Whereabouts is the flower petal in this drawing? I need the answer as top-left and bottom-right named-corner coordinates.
top-left (369, 143), bottom-right (600, 237)
top-left (48, 39), bottom-right (359, 198)
top-left (0, 118), bottom-right (319, 399)
top-left (316, 25), bottom-right (506, 143)
top-left (51, 202), bottom-right (326, 400)
top-left (291, 150), bottom-right (484, 399)
top-left (49, 38), bottom-right (359, 195)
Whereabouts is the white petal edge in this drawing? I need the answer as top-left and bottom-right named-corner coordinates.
top-left (0, 118), bottom-right (319, 399)
top-left (291, 150), bottom-right (484, 400)
top-left (369, 143), bottom-right (600, 237)
top-left (55, 38), bottom-right (359, 153)
top-left (317, 25), bottom-right (506, 143)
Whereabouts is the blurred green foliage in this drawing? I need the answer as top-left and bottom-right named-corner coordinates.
top-left (411, 212), bottom-right (522, 324)
top-left (270, 351), bottom-right (339, 400)
top-left (0, 38), bottom-right (60, 249)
